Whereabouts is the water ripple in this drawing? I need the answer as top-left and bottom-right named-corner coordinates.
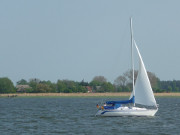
top-left (0, 97), bottom-right (180, 135)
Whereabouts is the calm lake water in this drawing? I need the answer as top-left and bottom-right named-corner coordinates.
top-left (0, 97), bottom-right (180, 135)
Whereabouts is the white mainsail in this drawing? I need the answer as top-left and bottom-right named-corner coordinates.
top-left (133, 40), bottom-right (157, 107)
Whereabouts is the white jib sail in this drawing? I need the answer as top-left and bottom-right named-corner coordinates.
top-left (133, 40), bottom-right (157, 107)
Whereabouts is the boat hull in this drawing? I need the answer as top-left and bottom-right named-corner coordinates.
top-left (96, 107), bottom-right (158, 117)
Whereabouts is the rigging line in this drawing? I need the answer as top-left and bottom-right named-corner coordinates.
top-left (130, 17), bottom-right (135, 106)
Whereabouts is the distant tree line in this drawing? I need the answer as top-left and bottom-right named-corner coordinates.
top-left (0, 70), bottom-right (180, 93)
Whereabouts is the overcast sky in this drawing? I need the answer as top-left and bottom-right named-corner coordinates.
top-left (0, 0), bottom-right (180, 84)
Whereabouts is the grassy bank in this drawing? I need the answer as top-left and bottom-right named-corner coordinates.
top-left (1, 92), bottom-right (180, 97)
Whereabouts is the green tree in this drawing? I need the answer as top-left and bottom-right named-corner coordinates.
top-left (92, 76), bottom-right (107, 84)
top-left (57, 80), bottom-right (66, 93)
top-left (56, 80), bottom-right (88, 93)
top-left (80, 79), bottom-right (88, 86)
top-left (29, 80), bottom-right (38, 92)
top-left (167, 86), bottom-right (172, 92)
top-left (0, 77), bottom-right (15, 93)
top-left (40, 80), bottom-right (56, 92)
top-left (36, 83), bottom-right (52, 93)
top-left (17, 79), bottom-right (28, 85)
top-left (89, 76), bottom-right (108, 92)
top-left (98, 82), bottom-right (115, 93)
top-left (29, 78), bottom-right (41, 83)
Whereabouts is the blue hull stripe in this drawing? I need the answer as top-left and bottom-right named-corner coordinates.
top-left (101, 111), bottom-right (116, 115)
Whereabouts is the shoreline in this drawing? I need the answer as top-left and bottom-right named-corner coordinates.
top-left (1, 92), bottom-right (180, 97)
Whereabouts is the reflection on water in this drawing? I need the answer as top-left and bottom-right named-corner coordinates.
top-left (0, 97), bottom-right (180, 135)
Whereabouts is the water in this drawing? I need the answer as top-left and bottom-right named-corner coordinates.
top-left (0, 97), bottom-right (180, 135)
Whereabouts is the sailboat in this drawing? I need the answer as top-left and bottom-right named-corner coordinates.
top-left (96, 18), bottom-right (158, 116)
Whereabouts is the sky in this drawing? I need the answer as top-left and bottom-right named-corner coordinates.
top-left (0, 0), bottom-right (180, 84)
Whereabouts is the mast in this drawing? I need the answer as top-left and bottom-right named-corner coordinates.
top-left (130, 17), bottom-right (135, 106)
